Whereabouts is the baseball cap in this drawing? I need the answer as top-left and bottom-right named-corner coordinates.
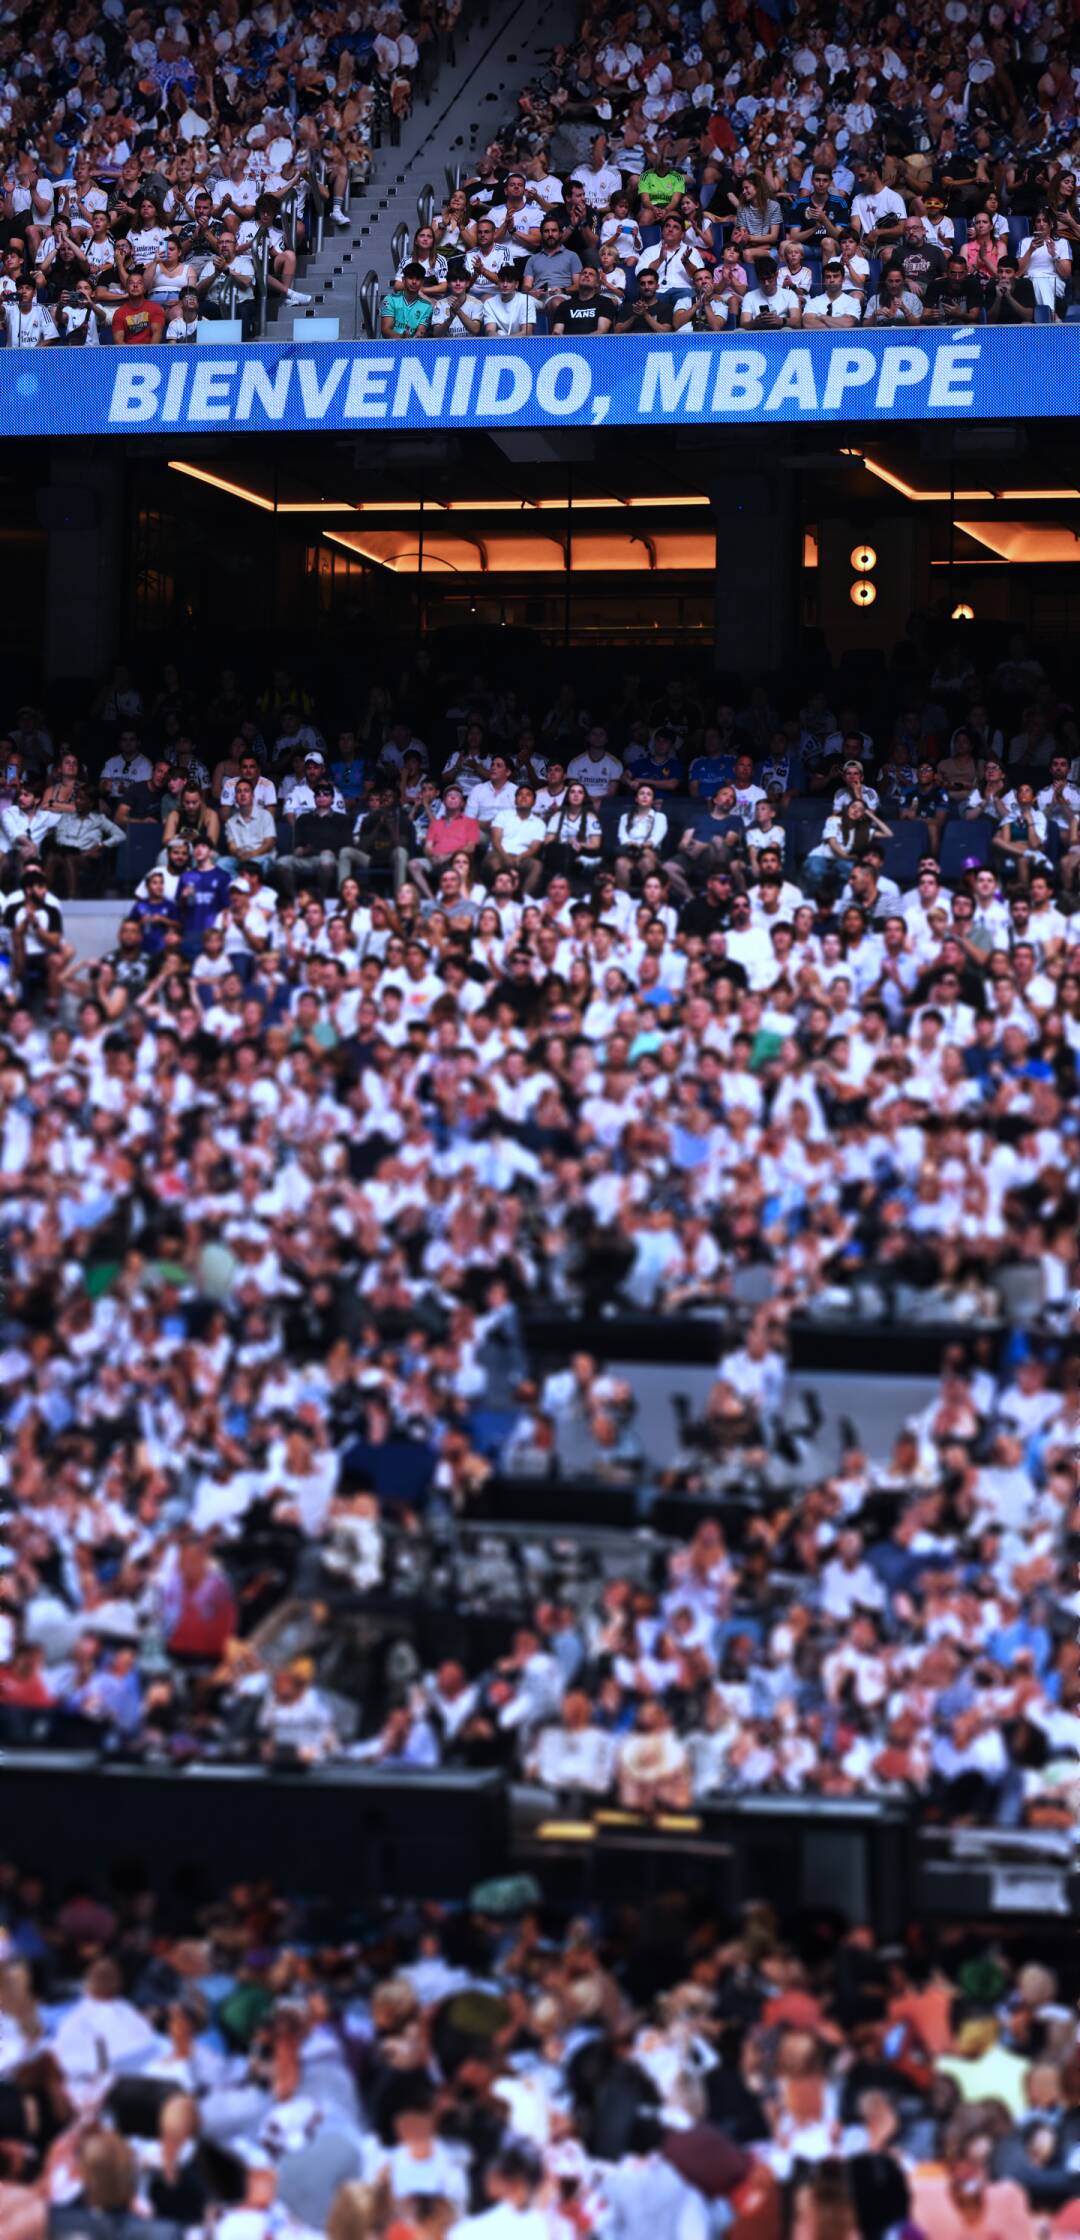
top-left (304, 749), bottom-right (326, 764)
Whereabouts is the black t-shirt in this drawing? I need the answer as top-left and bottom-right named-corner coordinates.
top-left (924, 273), bottom-right (981, 318)
top-left (889, 242), bottom-right (944, 294)
top-left (617, 298), bottom-right (678, 330)
top-left (558, 292), bottom-right (615, 332)
top-left (990, 272), bottom-right (1037, 322)
top-left (294, 807), bottom-right (354, 852)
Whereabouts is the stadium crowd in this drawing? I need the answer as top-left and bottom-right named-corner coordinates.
top-left (0, 0), bottom-right (443, 346)
top-left (4, 0), bottom-right (1080, 341)
top-left (3, 1871), bottom-right (1080, 2240)
top-left (378, 0), bottom-right (1080, 332)
top-left (0, 645), bottom-right (1076, 1828)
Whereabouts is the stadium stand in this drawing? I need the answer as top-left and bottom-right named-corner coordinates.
top-left (6, 0), bottom-right (1080, 340)
top-left (0, 646), bottom-right (1074, 1833)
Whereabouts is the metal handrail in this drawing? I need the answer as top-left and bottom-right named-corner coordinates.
top-left (279, 186), bottom-right (300, 254)
top-left (313, 156), bottom-right (328, 256)
top-left (251, 229), bottom-right (271, 336)
top-left (358, 268), bottom-right (380, 337)
top-left (416, 181), bottom-right (436, 228)
top-left (390, 219), bottom-right (409, 271)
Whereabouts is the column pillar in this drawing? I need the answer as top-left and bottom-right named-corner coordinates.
top-left (42, 457), bottom-right (124, 684)
top-left (708, 454), bottom-right (798, 678)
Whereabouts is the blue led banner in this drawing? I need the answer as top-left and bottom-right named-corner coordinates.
top-left (0, 328), bottom-right (1069, 435)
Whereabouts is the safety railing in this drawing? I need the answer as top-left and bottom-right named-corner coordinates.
top-left (279, 186), bottom-right (300, 255)
top-left (358, 269), bottom-right (381, 338)
top-left (313, 157), bottom-right (328, 257)
top-left (251, 228), bottom-right (271, 337)
top-left (416, 181), bottom-right (436, 229)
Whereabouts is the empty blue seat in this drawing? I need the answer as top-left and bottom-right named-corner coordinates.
top-left (939, 815), bottom-right (996, 877)
top-left (880, 818), bottom-right (930, 885)
top-left (115, 822), bottom-right (162, 891)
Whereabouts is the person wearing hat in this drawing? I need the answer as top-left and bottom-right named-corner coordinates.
top-left (802, 258), bottom-right (863, 325)
top-left (3, 863), bottom-right (71, 1008)
top-left (281, 752), bottom-right (345, 824)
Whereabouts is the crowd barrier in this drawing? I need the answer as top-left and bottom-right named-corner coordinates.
top-left (0, 1752), bottom-right (509, 1907)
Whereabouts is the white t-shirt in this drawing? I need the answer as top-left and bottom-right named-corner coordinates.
top-left (4, 301), bottom-right (57, 347)
top-left (805, 288), bottom-right (863, 320)
top-left (482, 291), bottom-right (538, 335)
top-left (851, 184), bottom-right (906, 235)
top-left (567, 751), bottom-right (623, 796)
top-left (637, 240), bottom-right (705, 291)
top-left (1019, 234), bottom-right (1069, 306)
top-left (741, 283), bottom-right (802, 320)
top-left (463, 241), bottom-right (520, 297)
top-left (126, 224), bottom-right (169, 266)
top-left (491, 808), bottom-right (547, 853)
top-left (486, 198), bottom-right (546, 241)
top-left (570, 161), bottom-right (624, 209)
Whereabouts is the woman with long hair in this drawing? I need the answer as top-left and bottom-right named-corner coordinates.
top-left (434, 188), bottom-right (475, 251)
top-left (802, 800), bottom-right (893, 896)
top-left (395, 222), bottom-right (448, 296)
top-left (543, 778), bottom-right (602, 888)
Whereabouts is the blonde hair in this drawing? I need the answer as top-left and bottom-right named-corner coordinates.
top-left (327, 2178), bottom-right (390, 2240)
top-left (80, 2133), bottom-right (137, 2212)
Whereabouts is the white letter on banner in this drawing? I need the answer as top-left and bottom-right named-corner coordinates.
top-left (161, 364), bottom-right (188, 422)
top-left (392, 354), bottom-right (451, 419)
top-left (765, 348), bottom-right (818, 413)
top-left (712, 351), bottom-right (767, 410)
top-left (475, 355), bottom-right (533, 416)
top-left (821, 347), bottom-right (875, 410)
top-left (108, 365), bottom-right (162, 423)
top-left (875, 346), bottom-right (929, 409)
top-left (188, 360), bottom-right (237, 422)
top-left (343, 358), bottom-right (394, 417)
top-left (638, 351), bottom-right (709, 416)
top-left (297, 358), bottom-right (348, 419)
top-left (928, 342), bottom-right (980, 408)
top-left (535, 353), bottom-right (592, 418)
top-left (236, 359), bottom-right (293, 421)
top-left (449, 357), bottom-right (476, 416)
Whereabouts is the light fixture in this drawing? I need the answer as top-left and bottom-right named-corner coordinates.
top-left (850, 580), bottom-right (877, 608)
top-left (951, 601), bottom-right (975, 620)
top-left (850, 543), bottom-right (877, 572)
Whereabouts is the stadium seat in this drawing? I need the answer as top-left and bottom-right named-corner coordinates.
top-left (939, 816), bottom-right (996, 876)
top-left (292, 315), bottom-right (340, 340)
top-left (115, 823), bottom-right (162, 891)
top-left (784, 801), bottom-right (830, 863)
top-left (880, 819), bottom-right (929, 884)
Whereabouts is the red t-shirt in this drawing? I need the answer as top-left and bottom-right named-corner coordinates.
top-left (427, 813), bottom-right (482, 858)
top-left (112, 298), bottom-right (166, 345)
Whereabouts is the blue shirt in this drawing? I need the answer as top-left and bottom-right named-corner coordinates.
top-left (690, 752), bottom-right (738, 793)
top-left (331, 758), bottom-right (368, 801)
top-left (177, 866), bottom-right (232, 944)
top-left (623, 747), bottom-right (685, 788)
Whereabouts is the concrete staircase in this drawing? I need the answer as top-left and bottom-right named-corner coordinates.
top-left (276, 0), bottom-right (577, 339)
